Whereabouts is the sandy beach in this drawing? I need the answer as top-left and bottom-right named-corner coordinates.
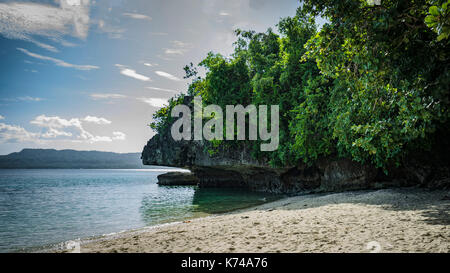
top-left (77, 188), bottom-right (450, 253)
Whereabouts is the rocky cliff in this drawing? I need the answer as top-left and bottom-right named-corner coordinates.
top-left (142, 96), bottom-right (450, 194)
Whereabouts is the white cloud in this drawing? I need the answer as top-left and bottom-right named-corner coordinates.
top-left (31, 115), bottom-right (82, 129)
top-left (17, 48), bottom-right (99, 70)
top-left (146, 86), bottom-right (177, 93)
top-left (30, 40), bottom-right (59, 53)
top-left (172, 40), bottom-right (192, 48)
top-left (123, 13), bottom-right (152, 21)
top-left (24, 69), bottom-right (38, 73)
top-left (112, 131), bottom-right (126, 140)
top-left (83, 116), bottom-right (112, 125)
top-left (156, 54), bottom-right (174, 61)
top-left (219, 11), bottom-right (231, 16)
top-left (50, 37), bottom-right (78, 47)
top-left (90, 93), bottom-right (127, 100)
top-left (121, 69), bottom-right (151, 81)
top-left (27, 114), bottom-right (120, 143)
top-left (66, 0), bottom-right (82, 6)
top-left (17, 96), bottom-right (44, 102)
top-left (96, 19), bottom-right (126, 39)
top-left (0, 122), bottom-right (39, 143)
top-left (0, 115), bottom-right (4, 120)
top-left (115, 64), bottom-right (151, 81)
top-left (163, 40), bottom-right (193, 56)
top-left (1, 96), bottom-right (44, 103)
top-left (42, 128), bottom-right (73, 138)
top-left (89, 136), bottom-right (112, 142)
top-left (143, 62), bottom-right (158, 67)
top-left (155, 71), bottom-right (181, 81)
top-left (138, 97), bottom-right (168, 108)
top-left (164, 48), bottom-right (184, 55)
top-left (0, 1), bottom-right (90, 51)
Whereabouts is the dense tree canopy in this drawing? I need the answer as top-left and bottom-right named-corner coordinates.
top-left (151, 0), bottom-right (449, 171)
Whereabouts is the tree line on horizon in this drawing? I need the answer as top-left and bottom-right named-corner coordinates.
top-left (0, 149), bottom-right (151, 169)
top-left (150, 0), bottom-right (449, 171)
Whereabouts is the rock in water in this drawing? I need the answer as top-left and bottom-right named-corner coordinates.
top-left (157, 172), bottom-right (199, 186)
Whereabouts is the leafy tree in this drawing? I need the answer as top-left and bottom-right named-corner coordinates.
top-left (150, 0), bottom-right (449, 172)
top-left (150, 94), bottom-right (186, 136)
top-left (425, 0), bottom-right (450, 41)
top-left (302, 0), bottom-right (449, 168)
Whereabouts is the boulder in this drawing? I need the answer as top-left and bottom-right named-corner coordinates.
top-left (157, 172), bottom-right (199, 186)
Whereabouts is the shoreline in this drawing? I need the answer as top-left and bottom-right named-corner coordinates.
top-left (56, 198), bottom-right (279, 253)
top-left (66, 187), bottom-right (449, 253)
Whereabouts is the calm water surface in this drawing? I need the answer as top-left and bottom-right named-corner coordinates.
top-left (0, 169), bottom-right (280, 252)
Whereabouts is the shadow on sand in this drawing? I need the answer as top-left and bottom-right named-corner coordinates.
top-left (231, 187), bottom-right (450, 226)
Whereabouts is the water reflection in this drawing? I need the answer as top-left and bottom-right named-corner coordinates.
top-left (139, 186), bottom-right (282, 226)
top-left (191, 187), bottom-right (281, 213)
top-left (139, 185), bottom-right (197, 225)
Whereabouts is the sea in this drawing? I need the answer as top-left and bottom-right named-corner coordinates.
top-left (0, 168), bottom-right (280, 252)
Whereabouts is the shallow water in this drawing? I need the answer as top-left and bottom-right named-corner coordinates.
top-left (0, 169), bottom-right (280, 252)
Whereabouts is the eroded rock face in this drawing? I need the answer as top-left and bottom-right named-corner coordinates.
top-left (319, 159), bottom-right (378, 191)
top-left (145, 140), bottom-right (379, 193)
top-left (142, 96), bottom-right (378, 194)
top-left (157, 172), bottom-right (199, 186)
top-left (142, 96), bottom-right (449, 193)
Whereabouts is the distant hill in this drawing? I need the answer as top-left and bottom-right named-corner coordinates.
top-left (0, 149), bottom-right (155, 169)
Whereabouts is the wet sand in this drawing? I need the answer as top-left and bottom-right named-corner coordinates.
top-left (77, 188), bottom-right (450, 253)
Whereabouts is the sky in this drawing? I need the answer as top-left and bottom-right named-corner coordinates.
top-left (0, 0), bottom-right (301, 155)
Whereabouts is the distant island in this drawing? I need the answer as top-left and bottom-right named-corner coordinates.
top-left (0, 149), bottom-right (156, 169)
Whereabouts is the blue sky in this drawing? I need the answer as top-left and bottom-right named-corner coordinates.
top-left (0, 0), bottom-right (300, 154)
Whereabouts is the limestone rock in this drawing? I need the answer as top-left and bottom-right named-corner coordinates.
top-left (157, 172), bottom-right (199, 186)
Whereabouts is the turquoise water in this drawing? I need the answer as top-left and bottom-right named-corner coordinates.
top-left (0, 169), bottom-right (280, 253)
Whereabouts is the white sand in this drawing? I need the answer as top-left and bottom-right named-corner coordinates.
top-left (78, 188), bottom-right (450, 253)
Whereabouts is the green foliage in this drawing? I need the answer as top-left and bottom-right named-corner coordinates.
top-left (425, 0), bottom-right (450, 41)
top-left (150, 1), bottom-right (449, 171)
top-left (149, 94), bottom-right (186, 136)
top-left (199, 52), bottom-right (252, 107)
top-left (301, 0), bottom-right (449, 169)
top-left (290, 76), bottom-right (333, 164)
